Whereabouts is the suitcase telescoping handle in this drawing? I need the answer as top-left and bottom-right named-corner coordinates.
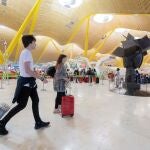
top-left (66, 81), bottom-right (72, 96)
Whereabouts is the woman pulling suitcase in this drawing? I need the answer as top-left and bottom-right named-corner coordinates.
top-left (53, 54), bottom-right (69, 113)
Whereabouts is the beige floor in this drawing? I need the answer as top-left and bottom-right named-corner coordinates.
top-left (0, 79), bottom-right (150, 150)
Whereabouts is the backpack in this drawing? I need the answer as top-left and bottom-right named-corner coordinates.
top-left (46, 66), bottom-right (56, 78)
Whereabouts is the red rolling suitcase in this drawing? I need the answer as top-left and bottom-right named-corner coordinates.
top-left (61, 95), bottom-right (74, 117)
top-left (84, 77), bottom-right (89, 83)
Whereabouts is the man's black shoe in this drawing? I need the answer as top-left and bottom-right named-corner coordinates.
top-left (35, 121), bottom-right (50, 130)
top-left (0, 122), bottom-right (8, 136)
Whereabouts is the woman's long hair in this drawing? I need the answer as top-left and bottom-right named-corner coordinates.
top-left (56, 54), bottom-right (67, 68)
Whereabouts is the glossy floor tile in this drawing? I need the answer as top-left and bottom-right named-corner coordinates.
top-left (0, 79), bottom-right (150, 150)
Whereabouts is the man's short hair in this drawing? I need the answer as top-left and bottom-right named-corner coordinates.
top-left (22, 35), bottom-right (36, 48)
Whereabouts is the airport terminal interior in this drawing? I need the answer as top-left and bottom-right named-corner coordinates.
top-left (0, 0), bottom-right (150, 150)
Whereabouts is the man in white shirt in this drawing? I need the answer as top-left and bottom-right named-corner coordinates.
top-left (0, 35), bottom-right (50, 135)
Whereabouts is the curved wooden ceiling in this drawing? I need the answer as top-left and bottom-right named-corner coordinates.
top-left (0, 0), bottom-right (150, 62)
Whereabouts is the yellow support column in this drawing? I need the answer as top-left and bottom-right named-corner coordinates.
top-left (89, 30), bottom-right (114, 61)
top-left (14, 38), bottom-right (22, 63)
top-left (14, 1), bottom-right (42, 63)
top-left (84, 16), bottom-right (90, 57)
top-left (4, 0), bottom-right (43, 59)
top-left (66, 14), bottom-right (92, 44)
top-left (50, 39), bottom-right (61, 55)
top-left (29, 0), bottom-right (42, 34)
top-left (0, 50), bottom-right (4, 64)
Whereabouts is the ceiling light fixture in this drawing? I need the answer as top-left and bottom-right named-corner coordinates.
top-left (59, 0), bottom-right (82, 8)
top-left (0, 24), bottom-right (6, 29)
top-left (93, 14), bottom-right (113, 23)
top-left (135, 37), bottom-right (141, 39)
top-left (115, 28), bottom-right (129, 33)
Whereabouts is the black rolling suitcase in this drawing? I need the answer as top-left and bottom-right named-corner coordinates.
top-left (0, 103), bottom-right (11, 119)
top-left (96, 77), bottom-right (99, 84)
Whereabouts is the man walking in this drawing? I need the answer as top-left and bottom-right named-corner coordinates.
top-left (0, 35), bottom-right (50, 135)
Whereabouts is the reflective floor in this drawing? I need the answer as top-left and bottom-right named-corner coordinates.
top-left (0, 79), bottom-right (150, 150)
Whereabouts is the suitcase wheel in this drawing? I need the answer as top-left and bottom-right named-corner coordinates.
top-left (70, 114), bottom-right (74, 117)
top-left (62, 114), bottom-right (74, 117)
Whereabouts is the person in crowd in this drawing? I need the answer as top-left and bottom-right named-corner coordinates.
top-left (81, 69), bottom-right (86, 76)
top-left (53, 54), bottom-right (69, 113)
top-left (81, 69), bottom-right (86, 80)
top-left (115, 68), bottom-right (121, 88)
top-left (78, 69), bottom-right (84, 82)
top-left (145, 74), bottom-right (149, 84)
top-left (0, 35), bottom-right (50, 136)
top-left (146, 74), bottom-right (150, 83)
top-left (87, 68), bottom-right (93, 84)
top-left (93, 68), bottom-right (97, 77)
top-left (67, 69), bottom-right (73, 82)
top-left (83, 69), bottom-right (86, 76)
top-left (135, 70), bottom-right (141, 84)
top-left (140, 74), bottom-right (144, 84)
top-left (74, 68), bottom-right (79, 83)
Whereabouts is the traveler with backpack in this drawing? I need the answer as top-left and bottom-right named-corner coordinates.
top-left (53, 54), bottom-right (69, 114)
